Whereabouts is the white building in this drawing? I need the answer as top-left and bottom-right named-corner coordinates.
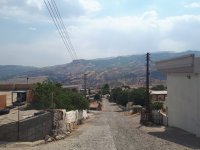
top-left (156, 54), bottom-right (200, 137)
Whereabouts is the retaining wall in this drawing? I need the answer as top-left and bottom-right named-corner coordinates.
top-left (0, 112), bottom-right (53, 142)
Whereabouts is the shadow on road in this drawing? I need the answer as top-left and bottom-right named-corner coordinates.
top-left (148, 127), bottom-right (200, 149)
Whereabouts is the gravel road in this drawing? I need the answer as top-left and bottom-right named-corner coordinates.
top-left (2, 98), bottom-right (200, 150)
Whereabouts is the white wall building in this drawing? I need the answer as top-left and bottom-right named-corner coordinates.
top-left (156, 54), bottom-right (200, 137)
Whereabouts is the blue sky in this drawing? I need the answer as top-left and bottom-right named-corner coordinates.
top-left (1, 0), bottom-right (200, 66)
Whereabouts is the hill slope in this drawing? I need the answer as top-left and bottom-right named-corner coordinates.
top-left (0, 51), bottom-right (200, 87)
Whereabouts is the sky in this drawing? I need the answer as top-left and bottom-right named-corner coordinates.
top-left (1, 0), bottom-right (200, 67)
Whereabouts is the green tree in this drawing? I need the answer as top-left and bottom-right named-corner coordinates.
top-left (94, 93), bottom-right (101, 101)
top-left (110, 87), bottom-right (146, 107)
top-left (102, 84), bottom-right (110, 95)
top-left (31, 80), bottom-right (89, 110)
top-left (151, 85), bottom-right (166, 91)
top-left (109, 87), bottom-right (122, 103)
top-left (151, 102), bottom-right (163, 110)
top-left (129, 87), bottom-right (146, 106)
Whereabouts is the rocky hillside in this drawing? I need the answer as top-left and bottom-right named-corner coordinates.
top-left (0, 51), bottom-right (200, 88)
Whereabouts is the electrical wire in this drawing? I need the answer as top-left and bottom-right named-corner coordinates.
top-left (43, 0), bottom-right (78, 60)
top-left (51, 0), bottom-right (78, 59)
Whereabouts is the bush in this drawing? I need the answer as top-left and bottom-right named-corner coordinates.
top-left (151, 102), bottom-right (163, 110)
top-left (102, 84), bottom-right (110, 95)
top-left (94, 93), bottom-right (101, 101)
top-left (30, 80), bottom-right (89, 110)
top-left (151, 85), bottom-right (166, 91)
top-left (110, 87), bottom-right (146, 107)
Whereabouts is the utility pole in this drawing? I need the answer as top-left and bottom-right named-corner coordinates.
top-left (27, 76), bottom-right (29, 85)
top-left (146, 52), bottom-right (151, 121)
top-left (84, 74), bottom-right (87, 98)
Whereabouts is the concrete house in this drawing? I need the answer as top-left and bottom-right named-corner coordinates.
top-left (156, 54), bottom-right (200, 137)
top-left (150, 90), bottom-right (167, 102)
top-left (0, 84), bottom-right (33, 108)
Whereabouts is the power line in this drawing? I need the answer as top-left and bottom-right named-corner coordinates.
top-left (50, 0), bottom-right (77, 59)
top-left (43, 0), bottom-right (77, 60)
top-left (44, 0), bottom-right (74, 60)
top-left (51, 0), bottom-right (78, 59)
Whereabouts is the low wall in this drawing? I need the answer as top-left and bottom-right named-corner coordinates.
top-left (152, 110), bottom-right (168, 126)
top-left (52, 110), bottom-right (88, 135)
top-left (0, 112), bottom-right (53, 142)
top-left (65, 110), bottom-right (88, 123)
top-left (0, 109), bottom-right (88, 142)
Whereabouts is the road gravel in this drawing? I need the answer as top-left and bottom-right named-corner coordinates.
top-left (2, 98), bottom-right (200, 150)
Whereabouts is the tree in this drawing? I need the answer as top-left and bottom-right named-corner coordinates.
top-left (94, 93), bottom-right (101, 101)
top-left (31, 80), bottom-right (89, 110)
top-left (151, 102), bottom-right (163, 110)
top-left (110, 87), bottom-right (146, 107)
top-left (102, 84), bottom-right (110, 95)
top-left (129, 88), bottom-right (146, 106)
top-left (151, 85), bottom-right (166, 91)
top-left (109, 87), bottom-right (122, 103)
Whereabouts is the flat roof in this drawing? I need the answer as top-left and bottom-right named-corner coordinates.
top-left (150, 90), bottom-right (167, 95)
top-left (156, 54), bottom-right (200, 74)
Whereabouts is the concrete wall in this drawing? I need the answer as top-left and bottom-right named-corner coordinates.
top-left (0, 112), bottom-right (53, 142)
top-left (0, 92), bottom-right (17, 106)
top-left (167, 73), bottom-right (200, 136)
top-left (0, 95), bottom-right (6, 109)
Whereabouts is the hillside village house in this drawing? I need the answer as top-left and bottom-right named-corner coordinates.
top-left (150, 90), bottom-right (167, 102)
top-left (0, 84), bottom-right (33, 108)
top-left (156, 54), bottom-right (200, 137)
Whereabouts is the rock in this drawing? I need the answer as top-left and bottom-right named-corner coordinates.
top-left (44, 135), bottom-right (55, 143)
top-left (55, 135), bottom-right (65, 140)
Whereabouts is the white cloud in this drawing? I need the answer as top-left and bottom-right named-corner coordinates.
top-left (0, 0), bottom-right (47, 23)
top-left (79, 0), bottom-right (102, 12)
top-left (70, 11), bottom-right (200, 59)
top-left (28, 27), bottom-right (37, 31)
top-left (184, 2), bottom-right (200, 8)
top-left (1, 0), bottom-right (200, 67)
top-left (0, 0), bottom-right (97, 23)
top-left (26, 0), bottom-right (44, 10)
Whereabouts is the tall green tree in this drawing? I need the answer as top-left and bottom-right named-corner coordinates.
top-left (31, 80), bottom-right (89, 110)
top-left (94, 93), bottom-right (101, 101)
top-left (151, 85), bottom-right (166, 91)
top-left (110, 87), bottom-right (146, 107)
top-left (102, 84), bottom-right (110, 95)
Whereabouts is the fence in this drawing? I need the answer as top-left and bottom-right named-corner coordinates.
top-left (0, 109), bottom-right (88, 142)
top-left (48, 109), bottom-right (88, 136)
top-left (0, 111), bottom-right (53, 142)
top-left (152, 110), bottom-right (168, 125)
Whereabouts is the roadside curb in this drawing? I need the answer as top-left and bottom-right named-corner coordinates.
top-left (0, 140), bottom-right (45, 148)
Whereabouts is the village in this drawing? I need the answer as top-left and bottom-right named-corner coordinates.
top-left (1, 0), bottom-right (200, 149)
top-left (0, 54), bottom-right (200, 149)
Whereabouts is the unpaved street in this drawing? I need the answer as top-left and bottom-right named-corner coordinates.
top-left (2, 98), bottom-right (200, 150)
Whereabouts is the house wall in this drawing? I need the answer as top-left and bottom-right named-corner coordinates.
top-left (0, 92), bottom-right (17, 106)
top-left (0, 95), bottom-right (6, 109)
top-left (167, 73), bottom-right (200, 136)
top-left (152, 95), bottom-right (166, 101)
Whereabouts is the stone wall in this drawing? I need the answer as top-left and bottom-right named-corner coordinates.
top-left (0, 112), bottom-right (53, 142)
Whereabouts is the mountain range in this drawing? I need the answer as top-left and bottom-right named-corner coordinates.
top-left (0, 50), bottom-right (200, 88)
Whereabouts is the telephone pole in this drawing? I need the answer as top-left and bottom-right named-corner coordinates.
top-left (146, 52), bottom-right (151, 121)
top-left (84, 74), bottom-right (87, 98)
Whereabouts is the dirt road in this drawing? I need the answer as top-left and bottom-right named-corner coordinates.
top-left (2, 98), bottom-right (200, 150)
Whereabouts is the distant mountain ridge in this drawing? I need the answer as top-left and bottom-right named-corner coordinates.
top-left (0, 50), bottom-right (200, 87)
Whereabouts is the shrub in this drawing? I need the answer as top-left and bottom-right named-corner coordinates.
top-left (30, 80), bottom-right (89, 110)
top-left (151, 101), bottom-right (163, 110)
